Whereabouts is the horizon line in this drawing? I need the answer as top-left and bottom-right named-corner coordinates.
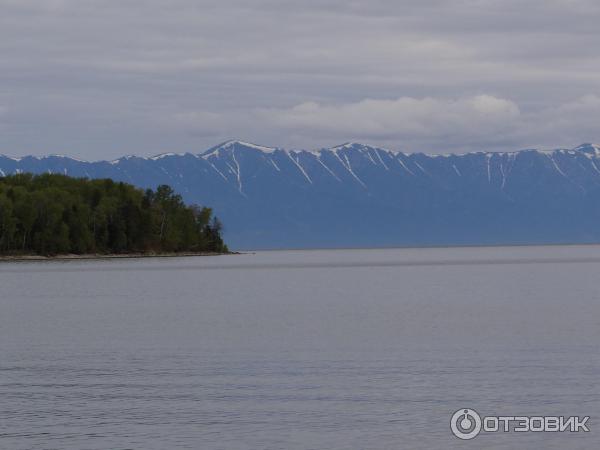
top-left (0, 140), bottom-right (599, 163)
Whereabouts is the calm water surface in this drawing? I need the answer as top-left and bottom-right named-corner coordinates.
top-left (1, 246), bottom-right (599, 449)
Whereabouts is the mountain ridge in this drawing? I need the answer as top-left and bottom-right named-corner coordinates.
top-left (4, 140), bottom-right (600, 162)
top-left (2, 141), bottom-right (600, 249)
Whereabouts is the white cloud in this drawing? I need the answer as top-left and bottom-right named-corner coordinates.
top-left (168, 93), bottom-right (600, 153)
top-left (260, 95), bottom-right (520, 143)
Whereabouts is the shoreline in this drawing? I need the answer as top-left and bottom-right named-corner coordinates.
top-left (238, 241), bottom-right (600, 252)
top-left (0, 251), bottom-right (238, 262)
top-left (3, 241), bottom-right (600, 262)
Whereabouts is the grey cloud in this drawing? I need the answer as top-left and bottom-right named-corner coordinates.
top-left (0, 0), bottom-right (599, 158)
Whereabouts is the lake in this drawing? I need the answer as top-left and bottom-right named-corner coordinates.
top-left (1, 246), bottom-right (599, 449)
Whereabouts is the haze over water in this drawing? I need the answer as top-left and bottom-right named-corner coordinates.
top-left (1, 246), bottom-right (599, 449)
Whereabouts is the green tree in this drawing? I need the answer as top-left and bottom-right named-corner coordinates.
top-left (0, 173), bottom-right (228, 256)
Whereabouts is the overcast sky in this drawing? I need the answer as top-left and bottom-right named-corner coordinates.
top-left (1, 0), bottom-right (600, 159)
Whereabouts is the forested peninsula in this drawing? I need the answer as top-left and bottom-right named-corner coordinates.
top-left (0, 174), bottom-right (228, 257)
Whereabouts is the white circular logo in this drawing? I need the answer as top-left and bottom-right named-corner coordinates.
top-left (451, 408), bottom-right (482, 440)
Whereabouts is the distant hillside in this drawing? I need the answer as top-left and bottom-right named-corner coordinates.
top-left (2, 141), bottom-right (600, 249)
top-left (0, 174), bottom-right (227, 256)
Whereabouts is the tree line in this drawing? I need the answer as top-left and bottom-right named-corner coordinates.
top-left (0, 173), bottom-right (228, 255)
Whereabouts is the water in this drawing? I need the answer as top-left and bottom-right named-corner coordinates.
top-left (1, 246), bottom-right (599, 449)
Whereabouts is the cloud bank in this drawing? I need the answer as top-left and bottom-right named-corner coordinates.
top-left (261, 95), bottom-right (520, 143)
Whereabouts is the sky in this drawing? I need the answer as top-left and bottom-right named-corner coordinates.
top-left (1, 0), bottom-right (600, 159)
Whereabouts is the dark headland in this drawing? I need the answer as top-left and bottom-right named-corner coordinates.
top-left (0, 173), bottom-right (229, 259)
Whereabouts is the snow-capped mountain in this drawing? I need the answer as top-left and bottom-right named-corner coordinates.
top-left (2, 140), bottom-right (600, 249)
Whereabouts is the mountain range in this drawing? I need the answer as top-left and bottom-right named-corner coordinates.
top-left (2, 141), bottom-right (600, 249)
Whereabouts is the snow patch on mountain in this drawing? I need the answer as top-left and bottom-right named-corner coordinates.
top-left (202, 140), bottom-right (278, 158)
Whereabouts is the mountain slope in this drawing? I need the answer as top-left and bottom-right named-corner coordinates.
top-left (2, 141), bottom-right (600, 249)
